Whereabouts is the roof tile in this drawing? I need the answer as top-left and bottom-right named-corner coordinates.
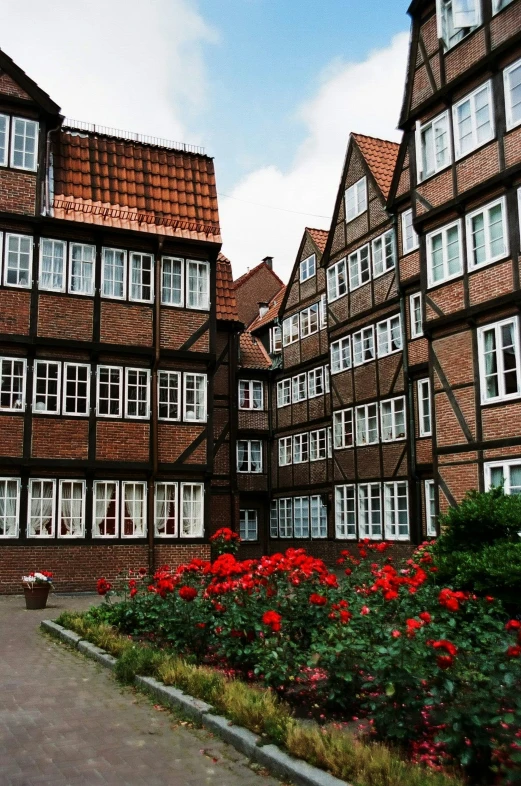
top-left (248, 285), bottom-right (286, 332)
top-left (352, 133), bottom-right (400, 200)
top-left (306, 227), bottom-right (329, 254)
top-left (239, 332), bottom-right (272, 369)
top-left (216, 253), bottom-right (241, 322)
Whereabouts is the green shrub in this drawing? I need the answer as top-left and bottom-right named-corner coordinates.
top-left (114, 644), bottom-right (164, 684)
top-left (436, 487), bottom-right (521, 553)
top-left (434, 541), bottom-right (521, 606)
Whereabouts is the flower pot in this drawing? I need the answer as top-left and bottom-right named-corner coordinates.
top-left (24, 585), bottom-right (50, 610)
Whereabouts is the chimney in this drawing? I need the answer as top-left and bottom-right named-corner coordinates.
top-left (258, 301), bottom-right (269, 318)
top-left (262, 256), bottom-right (273, 270)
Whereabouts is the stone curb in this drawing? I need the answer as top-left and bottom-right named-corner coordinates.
top-left (42, 621), bottom-right (349, 786)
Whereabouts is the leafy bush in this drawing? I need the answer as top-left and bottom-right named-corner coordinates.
top-left (436, 487), bottom-right (521, 553)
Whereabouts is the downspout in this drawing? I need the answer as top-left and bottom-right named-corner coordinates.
top-left (43, 120), bottom-right (62, 216)
top-left (148, 238), bottom-right (163, 576)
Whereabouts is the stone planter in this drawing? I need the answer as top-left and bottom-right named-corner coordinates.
top-left (24, 585), bottom-right (50, 610)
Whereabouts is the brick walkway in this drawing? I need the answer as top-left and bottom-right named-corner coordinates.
top-left (0, 594), bottom-right (281, 786)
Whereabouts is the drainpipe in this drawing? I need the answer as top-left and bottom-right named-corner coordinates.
top-left (43, 120), bottom-right (62, 216)
top-left (147, 238), bottom-right (163, 576)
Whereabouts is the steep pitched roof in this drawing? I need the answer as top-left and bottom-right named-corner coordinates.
top-left (216, 253), bottom-right (240, 322)
top-left (307, 227), bottom-right (329, 254)
top-left (51, 128), bottom-right (221, 242)
top-left (233, 260), bottom-right (284, 290)
top-left (0, 48), bottom-right (61, 114)
top-left (352, 133), bottom-right (400, 200)
top-left (248, 285), bottom-right (286, 332)
top-left (239, 332), bottom-right (272, 370)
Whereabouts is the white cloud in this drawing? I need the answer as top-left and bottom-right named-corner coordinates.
top-left (219, 32), bottom-right (410, 282)
top-left (2, 0), bottom-right (217, 144)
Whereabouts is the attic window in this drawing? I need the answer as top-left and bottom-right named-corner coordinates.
top-left (437, 0), bottom-right (481, 50)
top-left (300, 254), bottom-right (316, 282)
top-left (345, 177), bottom-right (367, 223)
top-left (11, 117), bottom-right (38, 171)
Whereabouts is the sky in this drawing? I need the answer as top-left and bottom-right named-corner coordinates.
top-left (3, 0), bottom-right (411, 282)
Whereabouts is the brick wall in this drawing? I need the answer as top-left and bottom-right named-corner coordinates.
top-left (38, 296), bottom-right (94, 341)
top-left (0, 170), bottom-right (36, 215)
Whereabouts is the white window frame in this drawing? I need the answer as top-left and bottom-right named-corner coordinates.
top-left (353, 326), bottom-right (375, 367)
top-left (93, 480), bottom-right (119, 538)
top-left (4, 233), bottom-right (32, 289)
top-left (186, 259), bottom-right (210, 311)
top-left (158, 370), bottom-right (181, 422)
top-left (311, 495), bottom-right (328, 539)
top-left (453, 81), bottom-right (494, 161)
top-left (333, 408), bottom-right (354, 450)
top-left (270, 500), bottom-right (278, 537)
top-left (292, 373), bottom-right (307, 403)
top-left (493, 0), bottom-right (515, 13)
top-left (308, 367), bottom-right (325, 399)
top-left (282, 314), bottom-right (299, 346)
top-left (327, 259), bottom-right (348, 302)
top-left (121, 481), bottom-right (147, 538)
top-left (270, 325), bottom-right (282, 354)
top-left (377, 315), bottom-right (402, 358)
top-left (418, 378), bottom-right (432, 437)
top-left (426, 219), bottom-right (463, 288)
top-left (240, 509), bottom-right (258, 541)
top-left (39, 238), bottom-right (66, 293)
top-left (27, 478), bottom-right (56, 538)
top-left (125, 368), bottom-right (150, 419)
top-left (239, 379), bottom-right (263, 410)
top-left (237, 440), bottom-right (263, 473)
top-left (335, 485), bottom-right (356, 540)
top-left (384, 481), bottom-right (410, 541)
top-left (33, 360), bottom-right (61, 415)
top-left (0, 113), bottom-right (9, 168)
top-left (358, 483), bottom-right (382, 540)
top-left (300, 303), bottom-right (319, 338)
top-left (330, 337), bottom-right (351, 375)
top-left (161, 256), bottom-right (184, 307)
top-left (57, 480), bottom-right (86, 539)
top-left (278, 498), bottom-right (293, 538)
top-left (425, 479), bottom-right (437, 537)
top-left (0, 477), bottom-right (20, 538)
top-left (380, 396), bottom-right (407, 442)
top-left (372, 230), bottom-right (396, 278)
top-left (466, 196), bottom-right (508, 270)
top-left (10, 117), bottom-right (39, 171)
top-left (101, 247), bottom-right (127, 300)
top-left (183, 373), bottom-right (207, 422)
top-left (402, 209), bottom-right (419, 255)
top-left (416, 111), bottom-right (451, 182)
top-left (319, 294), bottom-right (327, 329)
top-left (348, 244), bottom-right (371, 291)
top-left (310, 429), bottom-right (327, 461)
top-left (155, 482), bottom-right (178, 537)
top-left (478, 317), bottom-right (521, 404)
top-left (62, 363), bottom-right (90, 417)
top-left (96, 365), bottom-right (123, 418)
top-left (277, 379), bottom-right (291, 408)
top-left (180, 482), bottom-right (204, 537)
top-left (69, 242), bottom-right (95, 296)
top-left (279, 436), bottom-right (292, 467)
top-left (0, 356), bottom-right (26, 412)
top-left (436, 0), bottom-right (482, 51)
top-left (504, 57), bottom-right (521, 131)
top-left (345, 177), bottom-right (367, 223)
top-left (129, 252), bottom-right (154, 304)
top-left (300, 253), bottom-right (316, 282)
top-left (293, 433), bottom-right (309, 464)
top-left (410, 293), bottom-right (423, 338)
top-left (356, 403), bottom-right (379, 446)
top-left (485, 459), bottom-right (521, 495)
top-left (294, 497), bottom-right (310, 538)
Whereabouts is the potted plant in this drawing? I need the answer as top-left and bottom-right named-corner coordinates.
top-left (22, 571), bottom-right (54, 610)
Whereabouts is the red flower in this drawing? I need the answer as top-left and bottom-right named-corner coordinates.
top-left (309, 593), bottom-right (328, 606)
top-left (344, 568), bottom-right (352, 576)
top-left (430, 639), bottom-right (458, 657)
top-left (210, 528), bottom-right (241, 543)
top-left (339, 610), bottom-right (352, 624)
top-left (437, 655), bottom-right (454, 670)
top-left (505, 620), bottom-right (521, 632)
top-left (360, 605), bottom-right (370, 615)
top-left (196, 622), bottom-right (206, 629)
top-left (138, 567), bottom-right (147, 577)
top-left (262, 610), bottom-right (282, 632)
top-left (507, 645), bottom-right (521, 658)
top-left (406, 618), bottom-right (422, 637)
top-left (322, 573), bottom-right (338, 588)
top-left (130, 588), bottom-right (138, 598)
top-left (96, 577), bottom-right (112, 596)
top-left (439, 588), bottom-right (467, 612)
top-left (178, 586), bottom-right (198, 601)
top-left (419, 611), bottom-right (432, 624)
top-left (391, 630), bottom-right (401, 638)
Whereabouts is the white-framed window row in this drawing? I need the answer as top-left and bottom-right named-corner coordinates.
top-left (345, 177), bottom-right (368, 223)
top-left (418, 378), bottom-right (432, 437)
top-left (425, 479), bottom-right (438, 538)
top-left (372, 229), bottom-right (396, 278)
top-left (154, 481), bottom-right (205, 538)
top-left (377, 314), bottom-right (402, 358)
top-left (335, 481), bottom-right (410, 541)
top-left (270, 495), bottom-right (328, 539)
top-left (161, 257), bottom-right (210, 311)
top-left (401, 209), bottom-right (419, 255)
top-left (436, 0), bottom-right (482, 52)
top-left (283, 301), bottom-right (324, 344)
top-left (238, 379), bottom-right (263, 410)
top-left (410, 292), bottom-right (423, 339)
top-left (300, 253), bottom-right (316, 283)
top-left (426, 219), bottom-right (463, 288)
top-left (477, 316), bottom-right (521, 405)
top-left (452, 80), bottom-right (494, 161)
top-left (279, 429), bottom-right (328, 466)
top-left (237, 440), bottom-right (263, 473)
top-left (334, 398), bottom-right (406, 449)
top-left (485, 459), bottom-right (521, 496)
top-left (95, 366), bottom-right (150, 420)
top-left (158, 370), bottom-right (208, 423)
top-left (276, 366), bottom-right (330, 407)
top-left (0, 113), bottom-right (39, 171)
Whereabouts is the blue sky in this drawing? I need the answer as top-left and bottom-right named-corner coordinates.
top-left (3, 0), bottom-right (411, 280)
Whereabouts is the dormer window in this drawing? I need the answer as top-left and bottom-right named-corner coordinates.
top-left (300, 254), bottom-right (316, 282)
top-left (437, 0), bottom-right (481, 51)
top-left (345, 177), bottom-right (367, 223)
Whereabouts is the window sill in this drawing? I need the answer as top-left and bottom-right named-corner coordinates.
top-left (468, 252), bottom-right (510, 273)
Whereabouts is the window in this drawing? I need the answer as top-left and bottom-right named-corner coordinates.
top-left (5, 233), bottom-right (32, 288)
top-left (282, 314), bottom-right (299, 346)
top-left (505, 57), bottom-right (521, 131)
top-left (161, 257), bottom-right (183, 306)
top-left (359, 483), bottom-right (382, 539)
top-left (325, 365), bottom-right (330, 393)
top-left (69, 243), bottom-right (95, 295)
top-left (279, 437), bottom-right (292, 466)
top-left (39, 239), bottom-right (65, 292)
top-left (380, 397), bottom-right (406, 442)
top-left (0, 114), bottom-right (8, 167)
top-left (493, 0), bottom-right (515, 12)
top-left (410, 293), bottom-right (423, 338)
top-left (293, 433), bottom-right (309, 464)
top-left (348, 245), bottom-right (370, 290)
top-left (328, 426), bottom-right (333, 457)
top-left (356, 404), bottom-right (379, 445)
top-left (333, 408), bottom-right (354, 449)
top-left (279, 498), bottom-right (293, 538)
top-left (11, 117), bottom-right (38, 170)
top-left (310, 429), bottom-right (327, 461)
top-left (0, 357), bottom-right (26, 411)
top-left (292, 373), bottom-right (307, 403)
top-left (129, 252), bottom-right (153, 303)
top-left (353, 326), bottom-right (375, 366)
top-left (277, 379), bottom-right (291, 408)
top-left (93, 481), bottom-right (119, 537)
top-left (319, 294), bottom-right (327, 329)
top-left (240, 509), bottom-right (258, 541)
top-left (327, 259), bottom-right (347, 302)
top-left (294, 497), bottom-right (310, 538)
top-left (377, 315), bottom-right (402, 358)
top-left (239, 380), bottom-right (263, 410)
top-left (345, 177), bottom-right (367, 222)
top-left (418, 378), bottom-right (432, 437)
top-left (181, 483), bottom-right (204, 536)
top-left (427, 220), bottom-right (463, 287)
top-left (270, 326), bottom-right (282, 354)
top-left (425, 480), bottom-right (437, 537)
top-left (94, 481), bottom-right (147, 539)
top-left (308, 367), bottom-right (325, 398)
top-left (186, 260), bottom-right (210, 310)
top-left (27, 479), bottom-right (56, 538)
top-left (155, 482), bottom-right (178, 537)
top-left (300, 303), bottom-right (319, 337)
top-left (466, 197), bottom-right (508, 269)
top-left (237, 440), bottom-right (262, 473)
top-left (58, 480), bottom-right (85, 538)
top-left (158, 371), bottom-right (181, 421)
top-left (384, 482), bottom-right (409, 540)
top-left (402, 209), bottom-right (419, 254)
top-left (0, 478), bottom-right (20, 537)
top-left (184, 373), bottom-right (207, 422)
top-left (437, 0), bottom-right (481, 50)
top-left (331, 337), bottom-right (351, 374)
top-left (372, 230), bottom-right (396, 278)
top-left (33, 360), bottom-right (61, 414)
top-left (335, 485), bottom-right (356, 539)
top-left (125, 368), bottom-right (150, 419)
top-left (310, 496), bottom-right (328, 539)
top-left (486, 460), bottom-right (521, 495)
top-left (478, 317), bottom-right (521, 403)
top-left (122, 482), bottom-right (147, 537)
top-left (270, 500), bottom-right (278, 537)
top-left (417, 111), bottom-right (451, 181)
top-left (97, 366), bottom-right (123, 417)
top-left (63, 363), bottom-right (90, 416)
top-left (453, 81), bottom-right (494, 160)
top-left (101, 248), bottom-right (126, 299)
top-left (300, 254), bottom-right (316, 282)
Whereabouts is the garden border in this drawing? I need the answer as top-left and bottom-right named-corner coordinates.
top-left (41, 619), bottom-right (349, 786)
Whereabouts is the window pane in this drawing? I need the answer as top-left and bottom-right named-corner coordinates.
top-left (123, 483), bottom-right (146, 537)
top-left (12, 118), bottom-right (38, 170)
top-left (162, 257), bottom-right (183, 305)
top-left (102, 248), bottom-right (125, 298)
top-left (130, 253), bottom-right (153, 302)
top-left (63, 364), bottom-right (89, 416)
top-left (93, 481), bottom-right (118, 537)
top-left (181, 483), bottom-right (204, 536)
top-left (40, 239), bottom-right (65, 291)
top-left (59, 481), bottom-right (85, 538)
top-left (0, 479), bottom-right (19, 537)
top-left (70, 243), bottom-right (95, 295)
top-left (126, 369), bottom-right (149, 418)
top-left (158, 371), bottom-right (180, 420)
top-left (6, 234), bottom-right (31, 287)
top-left (28, 480), bottom-right (55, 537)
top-left (187, 261), bottom-right (209, 309)
top-left (98, 367), bottom-right (122, 416)
top-left (155, 483), bottom-right (177, 536)
top-left (0, 358), bottom-right (25, 411)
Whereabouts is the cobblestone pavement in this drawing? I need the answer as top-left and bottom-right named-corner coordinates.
top-left (0, 594), bottom-right (281, 786)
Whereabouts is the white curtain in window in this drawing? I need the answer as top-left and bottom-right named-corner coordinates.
top-left (0, 480), bottom-right (18, 537)
top-left (237, 442), bottom-right (247, 471)
top-left (182, 484), bottom-right (203, 537)
top-left (29, 481), bottom-right (54, 537)
top-left (124, 483), bottom-right (145, 537)
top-left (94, 482), bottom-right (117, 537)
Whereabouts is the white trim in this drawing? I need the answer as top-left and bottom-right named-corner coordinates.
top-left (380, 396), bottom-right (407, 442)
top-left (401, 209), bottom-right (419, 255)
top-left (240, 508), bottom-right (258, 541)
top-left (27, 478), bottom-right (56, 538)
top-left (492, 0), bottom-right (515, 13)
top-left (372, 229), bottom-right (396, 279)
top-left (485, 459), bottom-right (521, 495)
top-left (92, 480), bottom-right (119, 538)
top-left (358, 482), bottom-right (382, 540)
top-left (333, 408), bottom-right (353, 450)
top-left (309, 429), bottom-right (327, 461)
top-left (68, 242), bottom-right (95, 296)
top-left (57, 480), bottom-right (86, 539)
top-left (0, 356), bottom-right (26, 412)
top-left (278, 436), bottom-right (292, 467)
top-left (410, 292), bottom-right (423, 338)
top-left (96, 365), bottom-right (123, 418)
top-left (62, 363), bottom-right (91, 417)
top-left (282, 314), bottom-right (299, 346)
top-left (0, 477), bottom-right (20, 538)
top-left (335, 484), bottom-right (357, 540)
top-left (348, 243), bottom-right (371, 291)
top-left (237, 440), bottom-right (263, 473)
top-left (33, 360), bottom-right (62, 415)
top-left (183, 372), bottom-right (207, 422)
top-left (352, 325), bottom-right (375, 367)
top-left (418, 378), bottom-right (432, 437)
top-left (300, 302), bottom-right (319, 338)
top-left (417, 110), bottom-right (451, 182)
top-left (158, 370), bottom-right (181, 422)
top-left (477, 317), bottom-right (521, 405)
top-left (355, 403), bottom-right (379, 446)
top-left (180, 482), bottom-right (204, 538)
top-left (299, 253), bottom-right (316, 282)
top-left (292, 373), bottom-right (307, 403)
top-left (121, 481), bottom-right (147, 538)
top-left (186, 259), bottom-right (210, 311)
top-left (39, 238), bottom-right (66, 293)
top-left (452, 80), bottom-right (494, 161)
top-left (161, 256), bottom-right (185, 307)
top-left (426, 219), bottom-right (463, 288)
top-left (238, 379), bottom-right (263, 410)
top-left (101, 247), bottom-right (127, 300)
top-left (4, 233), bottom-right (33, 289)
top-left (10, 117), bottom-right (39, 171)
top-left (327, 258), bottom-right (348, 302)
top-left (129, 252), bottom-right (154, 304)
top-left (293, 433), bottom-right (309, 464)
top-left (345, 176), bottom-right (367, 223)
top-left (0, 114), bottom-right (9, 168)
top-left (154, 481), bottom-right (178, 537)
top-left (277, 378), bottom-right (291, 408)
top-left (376, 314), bottom-right (402, 358)
top-left (384, 481), bottom-right (410, 541)
top-left (425, 479), bottom-right (437, 537)
top-left (466, 196), bottom-right (508, 271)
top-left (504, 56), bottom-right (521, 131)
top-left (125, 367), bottom-right (151, 419)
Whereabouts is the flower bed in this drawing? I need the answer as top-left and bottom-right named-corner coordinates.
top-left (91, 537), bottom-right (521, 783)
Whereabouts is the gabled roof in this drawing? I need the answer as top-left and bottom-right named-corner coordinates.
top-left (216, 254), bottom-right (241, 322)
top-left (352, 134), bottom-right (400, 200)
top-left (51, 128), bottom-right (221, 241)
top-left (248, 285), bottom-right (286, 332)
top-left (307, 227), bottom-right (329, 254)
top-left (233, 260), bottom-right (284, 290)
top-left (0, 48), bottom-right (61, 114)
top-left (239, 332), bottom-right (272, 370)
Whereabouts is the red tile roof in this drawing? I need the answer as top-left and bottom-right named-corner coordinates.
top-left (239, 332), bottom-right (272, 369)
top-left (307, 227), bottom-right (329, 254)
top-left (216, 253), bottom-right (240, 322)
top-left (352, 133), bottom-right (400, 200)
top-left (248, 286), bottom-right (286, 332)
top-left (233, 260), bottom-right (284, 290)
top-left (52, 128), bottom-right (221, 242)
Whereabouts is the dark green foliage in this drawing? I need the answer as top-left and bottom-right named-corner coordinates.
top-left (436, 487), bottom-right (521, 553)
